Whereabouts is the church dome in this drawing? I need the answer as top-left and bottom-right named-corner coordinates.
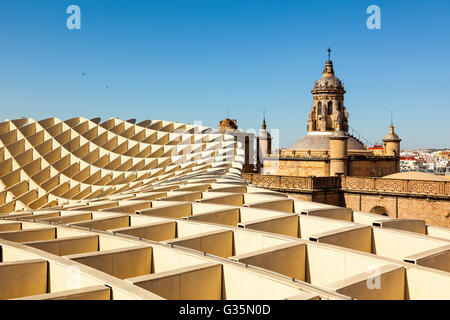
top-left (313, 60), bottom-right (344, 90)
top-left (383, 125), bottom-right (401, 141)
top-left (290, 133), bottom-right (366, 151)
top-left (314, 76), bottom-right (343, 90)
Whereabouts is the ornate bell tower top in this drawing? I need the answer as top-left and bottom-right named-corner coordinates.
top-left (321, 48), bottom-right (335, 77)
top-left (307, 49), bottom-right (349, 133)
top-left (312, 49), bottom-right (345, 93)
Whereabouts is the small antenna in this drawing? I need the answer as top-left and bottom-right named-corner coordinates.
top-left (327, 47), bottom-right (331, 60)
top-left (390, 111), bottom-right (393, 126)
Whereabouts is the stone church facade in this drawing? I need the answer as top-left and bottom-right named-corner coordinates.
top-left (258, 51), bottom-right (401, 178)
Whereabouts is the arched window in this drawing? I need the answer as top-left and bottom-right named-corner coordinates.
top-left (328, 101), bottom-right (333, 115)
top-left (317, 102), bottom-right (322, 115)
top-left (338, 102), bottom-right (341, 112)
top-left (370, 206), bottom-right (388, 216)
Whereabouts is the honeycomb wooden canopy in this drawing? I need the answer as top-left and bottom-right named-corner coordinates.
top-left (0, 117), bottom-right (449, 300)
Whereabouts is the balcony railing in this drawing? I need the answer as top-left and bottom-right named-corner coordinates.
top-left (242, 173), bottom-right (450, 197)
top-left (342, 176), bottom-right (450, 196)
top-left (242, 173), bottom-right (341, 191)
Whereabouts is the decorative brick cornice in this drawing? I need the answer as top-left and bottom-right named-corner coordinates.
top-left (242, 173), bottom-right (450, 199)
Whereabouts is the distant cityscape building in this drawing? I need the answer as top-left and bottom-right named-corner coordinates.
top-left (400, 149), bottom-right (450, 174)
top-left (368, 144), bottom-right (384, 156)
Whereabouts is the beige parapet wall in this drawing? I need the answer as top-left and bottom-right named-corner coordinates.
top-left (231, 242), bottom-right (307, 281)
top-left (0, 117), bottom-right (449, 300)
top-left (23, 235), bottom-right (99, 256)
top-left (186, 207), bottom-right (240, 226)
top-left (372, 219), bottom-right (427, 234)
top-left (0, 259), bottom-right (48, 299)
top-left (403, 245), bottom-right (450, 273)
top-left (326, 265), bottom-right (406, 300)
top-left (127, 262), bottom-right (223, 300)
top-left (110, 221), bottom-right (177, 242)
top-left (309, 225), bottom-right (372, 253)
top-left (14, 285), bottom-right (112, 300)
top-left (67, 246), bottom-right (153, 279)
top-left (164, 230), bottom-right (234, 258)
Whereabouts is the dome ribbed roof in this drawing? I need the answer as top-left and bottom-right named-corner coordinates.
top-left (383, 125), bottom-right (401, 141)
top-left (290, 134), bottom-right (366, 151)
top-left (312, 60), bottom-right (344, 90)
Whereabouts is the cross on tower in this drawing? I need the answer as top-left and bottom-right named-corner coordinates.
top-left (327, 48), bottom-right (331, 60)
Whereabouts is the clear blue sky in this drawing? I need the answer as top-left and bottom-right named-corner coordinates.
top-left (0, 0), bottom-right (449, 149)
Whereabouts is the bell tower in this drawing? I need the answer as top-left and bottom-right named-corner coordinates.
top-left (256, 115), bottom-right (272, 173)
top-left (383, 123), bottom-right (401, 172)
top-left (308, 49), bottom-right (349, 133)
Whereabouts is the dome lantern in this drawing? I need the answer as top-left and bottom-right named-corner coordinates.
top-left (307, 49), bottom-right (349, 133)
